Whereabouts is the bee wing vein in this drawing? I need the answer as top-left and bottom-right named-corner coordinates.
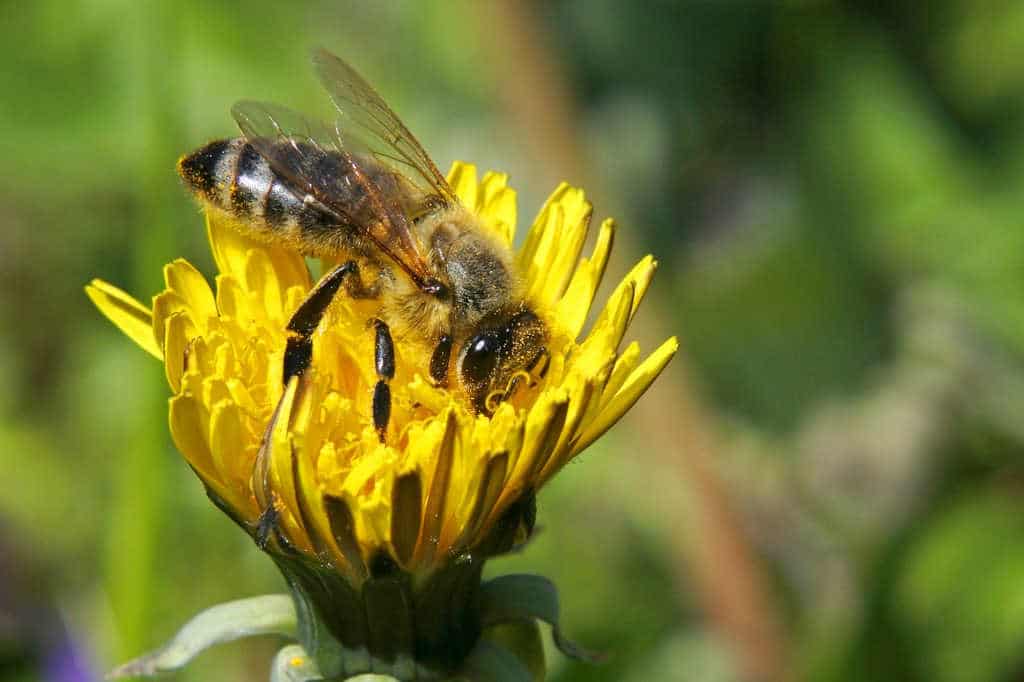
top-left (231, 99), bottom-right (438, 290)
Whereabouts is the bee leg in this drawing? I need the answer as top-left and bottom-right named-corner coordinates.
top-left (372, 319), bottom-right (395, 443)
top-left (429, 333), bottom-right (453, 387)
top-left (254, 505), bottom-right (280, 551)
top-left (283, 260), bottom-right (360, 383)
top-left (254, 261), bottom-right (357, 545)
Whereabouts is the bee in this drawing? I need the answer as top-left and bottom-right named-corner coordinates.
top-left (178, 48), bottom-right (548, 441)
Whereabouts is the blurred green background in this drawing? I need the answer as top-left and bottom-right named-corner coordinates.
top-left (4, 1), bottom-right (1024, 681)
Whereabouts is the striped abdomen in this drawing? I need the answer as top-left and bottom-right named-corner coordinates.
top-left (178, 138), bottom-right (363, 254)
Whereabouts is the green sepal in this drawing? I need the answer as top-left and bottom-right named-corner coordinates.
top-left (479, 621), bottom-right (545, 681)
top-left (108, 594), bottom-right (297, 678)
top-left (478, 574), bottom-right (604, 664)
top-left (458, 640), bottom-right (536, 682)
top-left (276, 557), bottom-right (374, 679)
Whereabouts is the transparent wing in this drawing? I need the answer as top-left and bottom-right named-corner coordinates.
top-left (311, 47), bottom-right (455, 205)
top-left (231, 99), bottom-right (439, 290)
top-left (232, 99), bottom-right (357, 216)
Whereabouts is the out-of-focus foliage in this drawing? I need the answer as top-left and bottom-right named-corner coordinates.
top-left (4, 1), bottom-right (1024, 681)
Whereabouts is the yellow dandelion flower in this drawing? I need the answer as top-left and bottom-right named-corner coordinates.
top-left (89, 163), bottom-right (676, 681)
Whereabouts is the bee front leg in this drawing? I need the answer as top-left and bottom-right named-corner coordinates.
top-left (372, 319), bottom-right (395, 443)
top-left (429, 333), bottom-right (453, 387)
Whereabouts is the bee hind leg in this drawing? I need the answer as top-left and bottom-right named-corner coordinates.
top-left (280, 259), bottom-right (395, 444)
top-left (250, 261), bottom-right (360, 548)
top-left (283, 260), bottom-right (361, 383)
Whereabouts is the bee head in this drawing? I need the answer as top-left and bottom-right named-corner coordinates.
top-left (457, 306), bottom-right (547, 415)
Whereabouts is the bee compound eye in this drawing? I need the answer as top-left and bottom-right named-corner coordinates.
top-left (460, 332), bottom-right (503, 385)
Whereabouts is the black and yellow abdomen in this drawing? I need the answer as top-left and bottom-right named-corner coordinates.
top-left (178, 138), bottom-right (344, 253)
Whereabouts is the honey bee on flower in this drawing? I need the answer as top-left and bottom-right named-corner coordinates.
top-left (88, 48), bottom-right (677, 681)
top-left (179, 48), bottom-right (550, 436)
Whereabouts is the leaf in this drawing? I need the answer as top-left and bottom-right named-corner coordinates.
top-left (107, 594), bottom-right (297, 678)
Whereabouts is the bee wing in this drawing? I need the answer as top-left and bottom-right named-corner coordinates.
top-left (311, 47), bottom-right (456, 206)
top-left (231, 99), bottom-right (439, 291)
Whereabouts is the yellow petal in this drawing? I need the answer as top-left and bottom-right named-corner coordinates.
top-left (556, 259), bottom-right (598, 339)
top-left (208, 399), bottom-right (247, 493)
top-left (322, 492), bottom-right (369, 579)
top-left (341, 444), bottom-right (396, 558)
top-left (207, 211), bottom-right (309, 292)
top-left (573, 337), bottom-right (678, 454)
top-left (517, 183), bottom-right (568, 276)
top-left (269, 250), bottom-right (312, 295)
top-left (214, 274), bottom-right (251, 322)
top-left (267, 379), bottom-right (312, 552)
top-left (283, 285), bottom-right (308, 322)
top-left (543, 206), bottom-right (591, 304)
top-left (163, 312), bottom-right (197, 393)
top-left (600, 341), bottom-right (641, 407)
top-left (208, 330), bottom-right (236, 379)
top-left (447, 162), bottom-right (478, 209)
top-left (390, 471), bottom-right (423, 568)
top-left (586, 281), bottom-right (634, 360)
top-left (622, 255), bottom-right (657, 322)
top-left (588, 218), bottom-right (616, 294)
top-left (245, 249), bottom-right (287, 323)
top-left (151, 290), bottom-right (193, 355)
top-left (498, 390), bottom-right (568, 514)
top-left (168, 394), bottom-right (235, 506)
top-left (519, 184), bottom-right (592, 307)
top-left (350, 490), bottom-right (392, 561)
top-left (85, 280), bottom-right (162, 360)
top-left (554, 218), bottom-right (616, 339)
top-left (207, 211), bottom-right (258, 281)
top-left (206, 209), bottom-right (260, 278)
top-left (538, 368), bottom-right (606, 486)
top-left (405, 375), bottom-right (452, 415)
top-left (294, 440), bottom-right (366, 583)
top-left (478, 171), bottom-right (516, 246)
top-left (164, 259), bottom-right (217, 327)
top-left (223, 376), bottom-right (259, 418)
top-left (413, 410), bottom-right (458, 566)
top-left (450, 450), bottom-right (508, 553)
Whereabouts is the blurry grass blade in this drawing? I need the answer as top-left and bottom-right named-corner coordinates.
top-left (108, 594), bottom-right (297, 678)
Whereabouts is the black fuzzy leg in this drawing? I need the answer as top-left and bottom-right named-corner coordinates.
top-left (256, 261), bottom-right (360, 548)
top-left (373, 319), bottom-right (395, 443)
top-left (254, 505), bottom-right (280, 551)
top-left (283, 261), bottom-right (359, 383)
top-left (429, 333), bottom-right (453, 386)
